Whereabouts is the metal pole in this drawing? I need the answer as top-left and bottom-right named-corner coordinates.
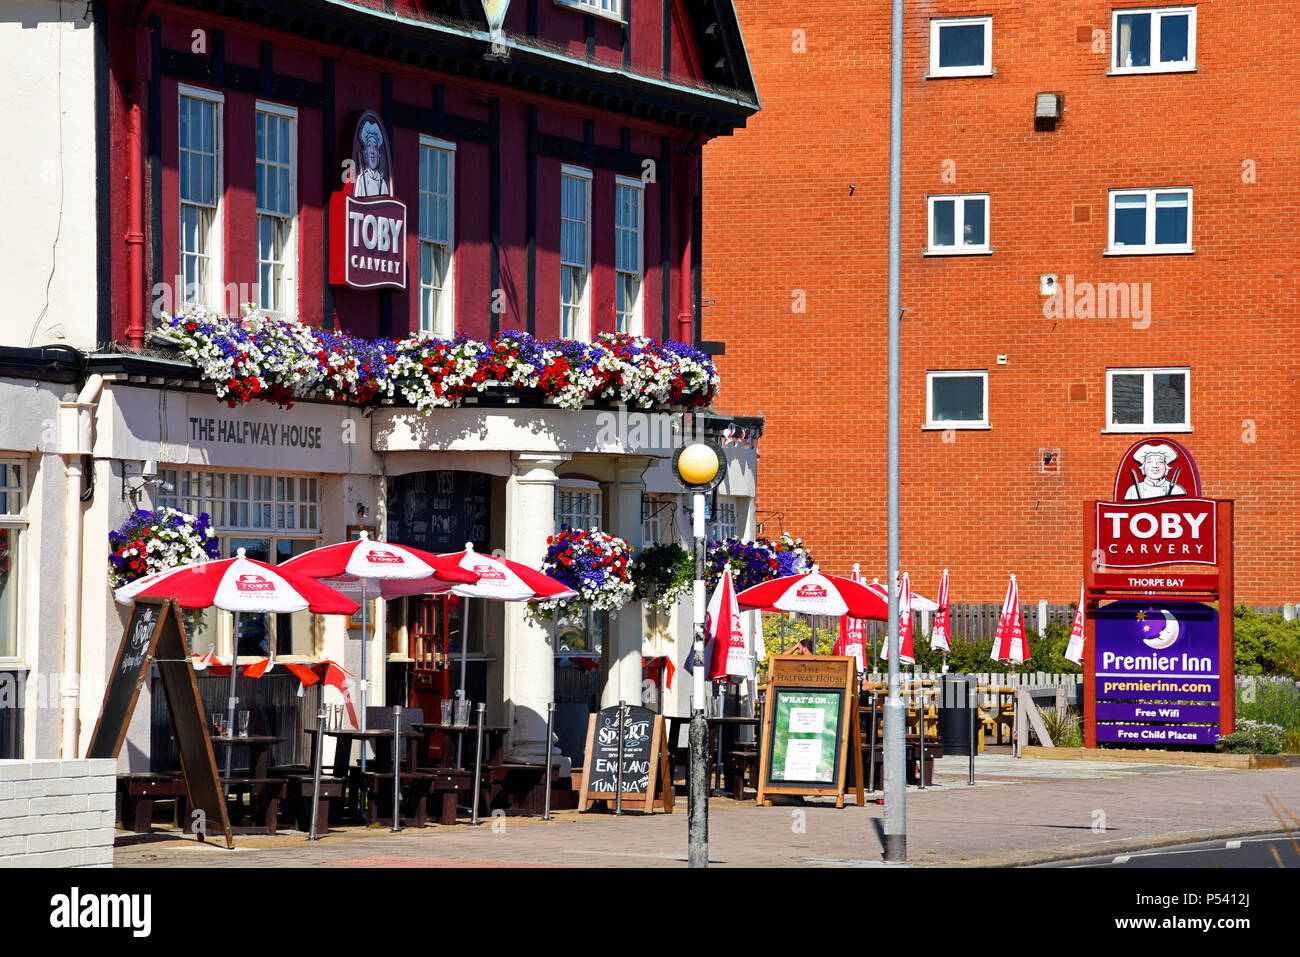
top-left (470, 702), bottom-right (485, 825)
top-left (779, 615), bottom-right (786, 653)
top-left (360, 580), bottom-right (368, 774)
top-left (615, 699), bottom-right (626, 815)
top-left (543, 701), bottom-right (555, 820)
top-left (868, 685), bottom-right (878, 793)
top-left (918, 683), bottom-right (926, 790)
top-left (882, 0), bottom-right (907, 865)
top-left (391, 705), bottom-right (403, 832)
top-left (688, 491), bottom-right (709, 868)
top-left (456, 596), bottom-right (471, 769)
top-left (968, 676), bottom-right (976, 786)
top-left (309, 705), bottom-right (327, 840)
top-left (224, 611), bottom-right (239, 788)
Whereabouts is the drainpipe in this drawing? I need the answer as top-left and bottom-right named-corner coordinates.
top-left (126, 3), bottom-right (154, 351)
top-left (676, 136), bottom-right (705, 344)
top-left (59, 375), bottom-right (103, 758)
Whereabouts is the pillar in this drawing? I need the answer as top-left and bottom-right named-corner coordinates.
top-left (603, 458), bottom-right (651, 709)
top-left (503, 452), bottom-right (569, 761)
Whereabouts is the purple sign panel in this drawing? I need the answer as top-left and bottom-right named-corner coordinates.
top-left (1094, 600), bottom-right (1220, 743)
top-left (1096, 724), bottom-right (1220, 746)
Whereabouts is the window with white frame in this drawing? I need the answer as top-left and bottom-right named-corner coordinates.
top-left (928, 194), bottom-right (989, 253)
top-left (179, 86), bottom-right (224, 309)
top-left (560, 166), bottom-right (592, 341)
top-left (1112, 6), bottom-right (1195, 73)
top-left (1106, 368), bottom-right (1189, 431)
top-left (419, 136), bottom-right (456, 337)
top-left (929, 17), bottom-right (993, 77)
top-left (708, 498), bottom-right (738, 543)
top-left (157, 469), bottom-right (321, 657)
top-left (641, 493), bottom-right (675, 546)
top-left (255, 102), bottom-right (297, 317)
top-left (0, 462), bottom-right (25, 661)
top-left (926, 371), bottom-right (989, 428)
top-left (555, 0), bottom-right (624, 23)
top-left (1108, 188), bottom-right (1192, 253)
top-left (615, 177), bottom-right (644, 335)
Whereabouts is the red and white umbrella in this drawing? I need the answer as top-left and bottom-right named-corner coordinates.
top-left (706, 566), bottom-right (748, 681)
top-left (931, 569), bottom-right (952, 655)
top-left (114, 549), bottom-right (358, 781)
top-left (1065, 580), bottom-right (1086, 666)
top-left (833, 564), bottom-right (868, 673)
top-left (866, 577), bottom-right (939, 613)
top-left (991, 573), bottom-right (1030, 666)
top-left (737, 565), bottom-right (890, 621)
top-left (879, 572), bottom-right (916, 665)
top-left (282, 533), bottom-right (481, 756)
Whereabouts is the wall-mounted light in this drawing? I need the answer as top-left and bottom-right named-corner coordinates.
top-left (356, 502), bottom-right (369, 519)
top-left (122, 463), bottom-right (174, 502)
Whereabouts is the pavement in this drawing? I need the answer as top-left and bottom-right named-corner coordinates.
top-left (112, 752), bottom-right (1300, 868)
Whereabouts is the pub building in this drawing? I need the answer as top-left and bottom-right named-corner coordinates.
top-left (0, 0), bottom-right (762, 770)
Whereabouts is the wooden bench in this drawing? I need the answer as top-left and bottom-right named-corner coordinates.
top-left (724, 746), bottom-right (758, 800)
top-left (219, 777), bottom-right (287, 835)
top-left (361, 771), bottom-right (435, 827)
top-left (862, 740), bottom-right (944, 788)
top-left (484, 763), bottom-right (576, 817)
top-left (117, 773), bottom-right (187, 834)
top-left (280, 773), bottom-right (344, 833)
top-left (424, 768), bottom-right (474, 825)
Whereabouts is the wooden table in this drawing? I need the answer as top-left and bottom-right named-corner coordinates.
top-left (306, 728), bottom-right (428, 826)
top-left (210, 734), bottom-right (285, 834)
top-left (411, 723), bottom-right (508, 770)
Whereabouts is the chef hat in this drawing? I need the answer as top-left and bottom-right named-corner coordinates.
top-left (1132, 442), bottom-right (1177, 466)
top-left (359, 120), bottom-right (384, 148)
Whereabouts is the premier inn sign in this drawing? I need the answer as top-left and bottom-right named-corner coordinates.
top-left (329, 111), bottom-right (408, 291)
top-left (1095, 437), bottom-right (1217, 569)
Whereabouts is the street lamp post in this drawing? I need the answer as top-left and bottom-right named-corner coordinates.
top-left (672, 434), bottom-right (726, 870)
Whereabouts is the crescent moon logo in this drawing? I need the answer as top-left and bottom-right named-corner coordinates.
top-left (1143, 609), bottom-right (1180, 649)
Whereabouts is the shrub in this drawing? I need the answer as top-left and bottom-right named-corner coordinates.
top-left (1216, 720), bottom-right (1284, 755)
top-left (1236, 677), bottom-right (1300, 732)
top-left (1233, 606), bottom-right (1300, 679)
top-left (1037, 706), bottom-right (1084, 748)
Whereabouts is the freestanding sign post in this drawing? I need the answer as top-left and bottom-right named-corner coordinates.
top-left (1083, 438), bottom-right (1235, 748)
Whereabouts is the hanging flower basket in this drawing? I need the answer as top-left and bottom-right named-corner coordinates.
top-left (530, 525), bottom-right (634, 625)
top-left (632, 543), bottom-right (694, 612)
top-left (705, 535), bottom-right (812, 594)
top-left (108, 507), bottom-right (221, 588)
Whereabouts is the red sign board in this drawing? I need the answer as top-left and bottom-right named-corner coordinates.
top-left (328, 110), bottom-right (408, 291)
top-left (1092, 573), bottom-right (1219, 592)
top-left (1095, 498), bottom-right (1217, 568)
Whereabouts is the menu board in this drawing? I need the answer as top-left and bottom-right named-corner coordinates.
top-left (87, 600), bottom-right (162, 760)
top-left (757, 656), bottom-right (863, 808)
top-left (387, 470), bottom-right (491, 552)
top-left (579, 705), bottom-right (671, 813)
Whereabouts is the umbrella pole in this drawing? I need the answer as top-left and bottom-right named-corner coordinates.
top-left (360, 580), bottom-right (368, 775)
top-left (811, 615), bottom-right (817, 653)
top-left (456, 597), bottom-right (470, 769)
top-left (779, 615), bottom-right (785, 654)
top-left (225, 611), bottom-right (239, 788)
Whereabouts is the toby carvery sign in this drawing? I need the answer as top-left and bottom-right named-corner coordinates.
top-left (329, 111), bottom-right (407, 291)
top-left (1095, 438), bottom-right (1216, 568)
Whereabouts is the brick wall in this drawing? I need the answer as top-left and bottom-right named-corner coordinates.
top-left (0, 760), bottom-right (116, 867)
top-left (702, 1), bottom-right (1300, 603)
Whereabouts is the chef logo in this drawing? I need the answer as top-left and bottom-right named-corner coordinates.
top-left (1111, 437), bottom-right (1201, 501)
top-left (235, 574), bottom-right (275, 592)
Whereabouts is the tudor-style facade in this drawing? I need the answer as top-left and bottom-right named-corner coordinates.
top-left (0, 0), bottom-right (760, 766)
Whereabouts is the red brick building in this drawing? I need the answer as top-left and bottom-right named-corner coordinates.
top-left (702, 1), bottom-right (1299, 605)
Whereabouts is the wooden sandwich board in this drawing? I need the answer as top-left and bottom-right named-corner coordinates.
top-left (578, 705), bottom-right (672, 813)
top-left (756, 655), bottom-right (864, 808)
top-left (88, 597), bottom-right (234, 848)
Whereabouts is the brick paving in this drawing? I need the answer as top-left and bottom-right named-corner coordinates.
top-left (113, 757), bottom-right (1300, 868)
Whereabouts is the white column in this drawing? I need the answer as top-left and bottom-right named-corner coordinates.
top-left (602, 458), bottom-right (650, 709)
top-left (503, 452), bottom-right (569, 761)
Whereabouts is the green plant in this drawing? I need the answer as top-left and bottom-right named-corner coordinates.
top-left (1216, 720), bottom-right (1284, 755)
top-left (1037, 706), bottom-right (1084, 748)
top-left (1282, 730), bottom-right (1300, 754)
top-left (1233, 606), bottom-right (1300, 679)
top-left (1236, 677), bottom-right (1300, 731)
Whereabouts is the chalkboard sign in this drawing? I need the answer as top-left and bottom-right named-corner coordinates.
top-left (578, 706), bottom-right (671, 813)
top-left (88, 600), bottom-right (162, 760)
top-left (88, 598), bottom-right (233, 848)
top-left (387, 470), bottom-right (491, 552)
top-left (757, 656), bottom-right (863, 809)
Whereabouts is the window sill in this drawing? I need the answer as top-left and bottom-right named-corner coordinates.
top-left (1108, 66), bottom-right (1196, 76)
top-left (1102, 426), bottom-right (1193, 434)
top-left (1103, 246), bottom-right (1194, 256)
top-left (926, 68), bottom-right (996, 79)
top-left (923, 423), bottom-right (991, 431)
top-left (0, 661), bottom-right (31, 672)
top-left (924, 247), bottom-right (993, 257)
